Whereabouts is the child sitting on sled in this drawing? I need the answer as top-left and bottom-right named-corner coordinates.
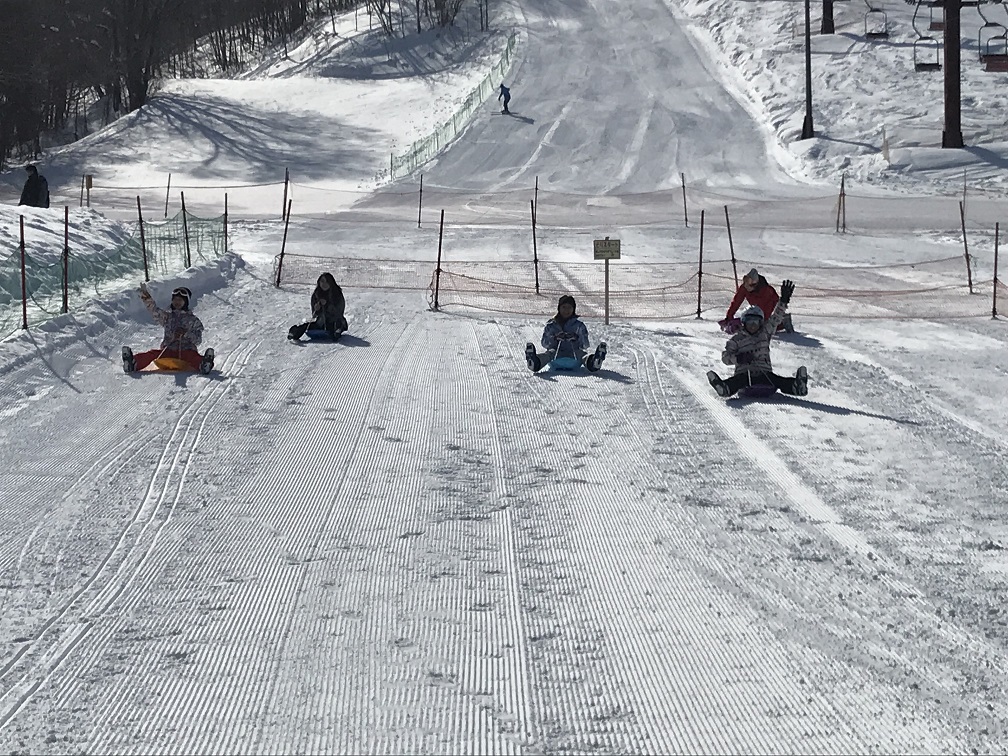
top-left (707, 280), bottom-right (807, 398)
top-left (288, 272), bottom-right (348, 340)
top-left (122, 284), bottom-right (214, 374)
top-left (525, 294), bottom-right (607, 372)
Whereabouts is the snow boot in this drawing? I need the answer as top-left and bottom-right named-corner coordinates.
top-left (707, 370), bottom-right (729, 397)
top-left (794, 366), bottom-right (808, 396)
top-left (525, 342), bottom-right (541, 372)
top-left (288, 323), bottom-right (307, 341)
top-left (122, 346), bottom-right (136, 374)
top-left (585, 342), bottom-right (607, 372)
top-left (199, 348), bottom-right (215, 375)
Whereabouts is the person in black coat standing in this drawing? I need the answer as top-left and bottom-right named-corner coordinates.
top-left (19, 165), bottom-right (50, 208)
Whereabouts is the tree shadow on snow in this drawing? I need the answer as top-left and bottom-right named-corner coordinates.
top-left (729, 393), bottom-right (919, 425)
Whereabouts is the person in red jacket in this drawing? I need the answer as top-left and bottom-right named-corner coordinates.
top-left (719, 268), bottom-right (794, 334)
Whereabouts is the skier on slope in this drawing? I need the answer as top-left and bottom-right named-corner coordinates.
top-left (525, 294), bottom-right (607, 373)
top-left (706, 280), bottom-right (807, 398)
top-left (498, 83), bottom-right (511, 114)
top-left (720, 268), bottom-right (794, 334)
top-left (288, 272), bottom-right (348, 340)
top-left (122, 284), bottom-right (215, 373)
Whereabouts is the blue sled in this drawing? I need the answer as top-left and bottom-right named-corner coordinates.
top-left (548, 355), bottom-right (584, 372)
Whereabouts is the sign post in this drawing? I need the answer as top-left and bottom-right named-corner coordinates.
top-left (593, 237), bottom-right (621, 325)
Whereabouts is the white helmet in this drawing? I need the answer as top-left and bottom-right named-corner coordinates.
top-left (741, 305), bottom-right (764, 323)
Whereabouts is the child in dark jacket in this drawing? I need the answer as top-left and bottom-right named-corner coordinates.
top-left (288, 272), bottom-right (348, 340)
top-left (524, 294), bottom-right (606, 372)
top-left (122, 284), bottom-right (215, 373)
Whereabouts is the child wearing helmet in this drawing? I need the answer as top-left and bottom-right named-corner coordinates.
top-left (122, 283), bottom-right (215, 374)
top-left (288, 272), bottom-right (348, 341)
top-left (719, 268), bottom-right (794, 334)
top-left (525, 294), bottom-right (607, 372)
top-left (706, 280), bottom-right (807, 397)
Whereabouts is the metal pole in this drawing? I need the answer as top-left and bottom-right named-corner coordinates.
top-left (942, 0), bottom-right (964, 148)
top-left (960, 201), bottom-right (973, 293)
top-left (181, 191), bottom-right (192, 268)
top-left (993, 222), bottom-right (1000, 319)
top-left (164, 172), bottom-right (171, 218)
top-left (224, 193), bottom-right (228, 256)
top-left (696, 210), bottom-right (705, 318)
top-left (19, 216), bottom-right (28, 329)
top-left (801, 0), bottom-right (815, 139)
top-left (681, 172), bottom-right (689, 227)
top-left (604, 258), bottom-right (610, 325)
top-left (418, 174), bottom-right (423, 228)
top-left (281, 167), bottom-right (289, 220)
top-left (63, 206), bottom-right (69, 312)
top-left (531, 200), bottom-right (540, 294)
top-left (137, 196), bottom-right (149, 282)
top-left (725, 205), bottom-right (737, 287)
top-left (275, 199), bottom-right (293, 287)
top-left (434, 209), bottom-right (445, 309)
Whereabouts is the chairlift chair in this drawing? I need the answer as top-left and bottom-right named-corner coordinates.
top-left (985, 30), bottom-right (1008, 70)
top-left (910, 0), bottom-right (942, 69)
top-left (928, 0), bottom-right (945, 30)
top-left (978, 1), bottom-right (1008, 60)
top-left (913, 37), bottom-right (943, 70)
top-left (864, 7), bottom-right (890, 38)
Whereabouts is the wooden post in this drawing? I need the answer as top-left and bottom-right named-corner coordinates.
top-left (164, 173), bottom-right (171, 218)
top-left (960, 201), bottom-right (973, 293)
top-left (137, 196), bottom-right (149, 282)
top-left (696, 209), bottom-right (705, 318)
top-left (19, 216), bottom-right (28, 329)
top-left (63, 206), bottom-right (69, 312)
top-left (433, 209), bottom-right (445, 309)
top-left (725, 205), bottom-right (737, 287)
top-left (531, 199), bottom-right (539, 294)
top-left (224, 193), bottom-right (229, 255)
top-left (276, 199), bottom-right (293, 287)
top-left (181, 192), bottom-right (192, 268)
top-left (681, 172), bottom-right (689, 227)
top-left (418, 174), bottom-right (423, 228)
top-left (836, 174), bottom-right (846, 233)
top-left (79, 174), bottom-right (85, 207)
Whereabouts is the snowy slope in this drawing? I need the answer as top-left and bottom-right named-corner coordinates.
top-left (1, 0), bottom-right (1008, 752)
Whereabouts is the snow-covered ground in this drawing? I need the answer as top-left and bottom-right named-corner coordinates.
top-left (1, 0), bottom-right (1008, 752)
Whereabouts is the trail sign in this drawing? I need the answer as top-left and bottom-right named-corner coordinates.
top-left (593, 238), bottom-right (621, 260)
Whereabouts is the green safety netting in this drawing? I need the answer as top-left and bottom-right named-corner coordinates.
top-left (0, 209), bottom-right (226, 337)
top-left (390, 32), bottom-right (519, 180)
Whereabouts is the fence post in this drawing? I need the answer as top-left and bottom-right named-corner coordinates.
top-left (531, 200), bottom-right (540, 294)
top-left (281, 167), bottom-right (289, 220)
top-left (19, 216), bottom-right (28, 329)
top-left (417, 174), bottom-right (423, 228)
top-left (433, 209), bottom-right (445, 310)
top-left (79, 174), bottom-right (85, 208)
top-left (181, 191), bottom-right (192, 268)
top-left (224, 193), bottom-right (229, 256)
top-left (275, 199), bottom-right (293, 287)
top-left (960, 201), bottom-right (973, 294)
top-left (534, 175), bottom-right (539, 216)
top-left (681, 172), bottom-right (689, 228)
top-left (725, 205), bottom-right (737, 287)
top-left (164, 172), bottom-right (171, 218)
top-left (137, 196), bottom-right (149, 282)
top-left (836, 174), bottom-right (846, 233)
top-left (63, 206), bottom-right (69, 312)
top-left (696, 209), bottom-right (705, 319)
top-left (994, 222), bottom-right (1000, 319)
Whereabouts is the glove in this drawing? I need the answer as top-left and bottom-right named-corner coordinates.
top-left (737, 352), bottom-right (753, 365)
top-left (780, 279), bottom-right (795, 306)
top-left (558, 332), bottom-right (577, 341)
top-left (171, 329), bottom-right (187, 344)
top-left (139, 283), bottom-right (152, 302)
top-left (719, 317), bottom-right (740, 334)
